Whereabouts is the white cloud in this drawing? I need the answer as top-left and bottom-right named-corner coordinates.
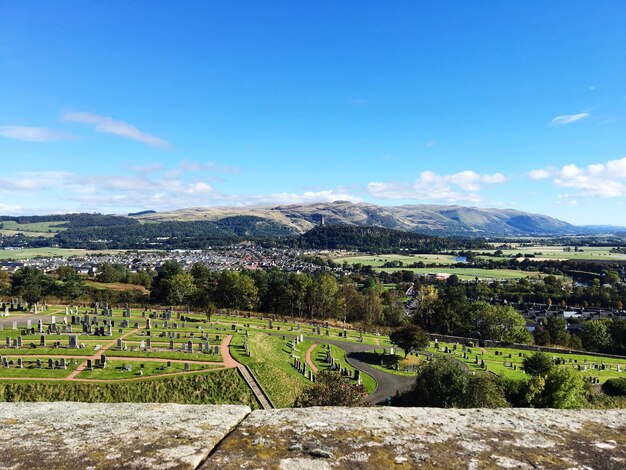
top-left (367, 170), bottom-right (506, 203)
top-left (63, 112), bottom-right (170, 149)
top-left (242, 189), bottom-right (362, 206)
top-left (528, 169), bottom-right (552, 180)
top-left (550, 113), bottom-right (590, 126)
top-left (0, 125), bottom-right (72, 142)
top-left (534, 157), bottom-right (626, 198)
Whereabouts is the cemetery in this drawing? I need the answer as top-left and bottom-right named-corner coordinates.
top-left (1, 301), bottom-right (626, 408)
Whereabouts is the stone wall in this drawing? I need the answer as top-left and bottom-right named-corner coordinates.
top-left (2, 403), bottom-right (625, 469)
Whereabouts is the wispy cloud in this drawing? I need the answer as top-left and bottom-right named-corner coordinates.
top-left (367, 170), bottom-right (507, 203)
top-left (63, 111), bottom-right (170, 149)
top-left (0, 125), bottom-right (73, 142)
top-left (528, 168), bottom-right (552, 180)
top-left (550, 113), bottom-right (590, 126)
top-left (530, 157), bottom-right (626, 197)
top-left (180, 160), bottom-right (240, 174)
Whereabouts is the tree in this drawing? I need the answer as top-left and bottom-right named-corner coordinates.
top-left (96, 263), bottom-right (120, 283)
top-left (0, 270), bottom-right (10, 296)
top-left (408, 357), bottom-right (470, 407)
top-left (389, 324), bottom-right (429, 357)
top-left (472, 302), bottom-right (533, 344)
top-left (465, 374), bottom-right (509, 408)
top-left (217, 271), bottom-right (258, 311)
top-left (546, 316), bottom-right (568, 345)
top-left (295, 371), bottom-right (367, 407)
top-left (166, 273), bottom-right (197, 305)
top-left (581, 320), bottom-right (611, 352)
top-left (522, 352), bottom-right (554, 377)
top-left (539, 368), bottom-right (587, 409)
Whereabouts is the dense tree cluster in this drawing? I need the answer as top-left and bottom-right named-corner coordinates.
top-left (395, 353), bottom-right (587, 409)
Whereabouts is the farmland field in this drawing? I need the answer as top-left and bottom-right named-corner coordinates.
top-left (0, 248), bottom-right (91, 259)
top-left (0, 220), bottom-right (68, 238)
top-left (377, 267), bottom-right (544, 280)
top-left (480, 246), bottom-right (626, 262)
top-left (334, 253), bottom-right (459, 266)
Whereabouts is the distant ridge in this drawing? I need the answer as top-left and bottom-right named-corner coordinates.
top-left (128, 210), bottom-right (156, 217)
top-left (131, 201), bottom-right (619, 237)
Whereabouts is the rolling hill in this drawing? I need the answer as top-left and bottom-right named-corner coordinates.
top-left (133, 201), bottom-right (590, 237)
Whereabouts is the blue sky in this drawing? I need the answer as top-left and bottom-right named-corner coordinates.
top-left (1, 1), bottom-right (625, 225)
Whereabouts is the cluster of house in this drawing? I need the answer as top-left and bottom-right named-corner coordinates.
top-left (0, 245), bottom-right (340, 276)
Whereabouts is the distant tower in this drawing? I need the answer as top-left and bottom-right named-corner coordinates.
top-left (320, 215), bottom-right (325, 226)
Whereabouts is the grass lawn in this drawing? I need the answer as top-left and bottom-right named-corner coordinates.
top-left (426, 341), bottom-right (626, 383)
top-left (75, 359), bottom-right (219, 380)
top-left (311, 343), bottom-right (377, 393)
top-left (0, 358), bottom-right (79, 378)
top-left (105, 349), bottom-right (220, 361)
top-left (230, 332), bottom-right (310, 408)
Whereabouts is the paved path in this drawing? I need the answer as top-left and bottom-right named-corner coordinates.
top-left (304, 343), bottom-right (319, 373)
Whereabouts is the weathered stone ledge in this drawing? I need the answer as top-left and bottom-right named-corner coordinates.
top-left (2, 404), bottom-right (625, 469)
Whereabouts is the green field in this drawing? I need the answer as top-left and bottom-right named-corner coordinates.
top-left (481, 245), bottom-right (626, 262)
top-left (378, 266), bottom-right (542, 280)
top-left (0, 220), bottom-right (67, 238)
top-left (335, 253), bottom-right (556, 280)
top-left (75, 360), bottom-right (219, 380)
top-left (335, 253), bottom-right (459, 267)
top-left (230, 332), bottom-right (310, 408)
top-left (424, 341), bottom-right (626, 383)
top-left (0, 248), bottom-right (90, 259)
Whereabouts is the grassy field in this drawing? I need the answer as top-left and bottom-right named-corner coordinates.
top-left (75, 360), bottom-right (219, 380)
top-left (377, 266), bottom-right (541, 280)
top-left (335, 253), bottom-right (459, 266)
top-left (480, 246), bottom-right (626, 262)
top-left (84, 281), bottom-right (150, 294)
top-left (425, 341), bottom-right (626, 383)
top-left (0, 248), bottom-right (90, 259)
top-left (0, 220), bottom-right (67, 238)
top-left (0, 369), bottom-right (259, 406)
top-left (230, 332), bottom-right (310, 408)
top-left (335, 253), bottom-right (555, 280)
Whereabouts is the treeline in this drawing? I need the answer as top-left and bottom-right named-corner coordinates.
top-left (150, 261), bottom-right (407, 327)
top-left (408, 276), bottom-right (626, 355)
top-left (284, 225), bottom-right (489, 253)
top-left (55, 216), bottom-right (294, 249)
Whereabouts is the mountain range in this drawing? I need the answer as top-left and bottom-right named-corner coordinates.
top-left (132, 201), bottom-right (623, 237)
